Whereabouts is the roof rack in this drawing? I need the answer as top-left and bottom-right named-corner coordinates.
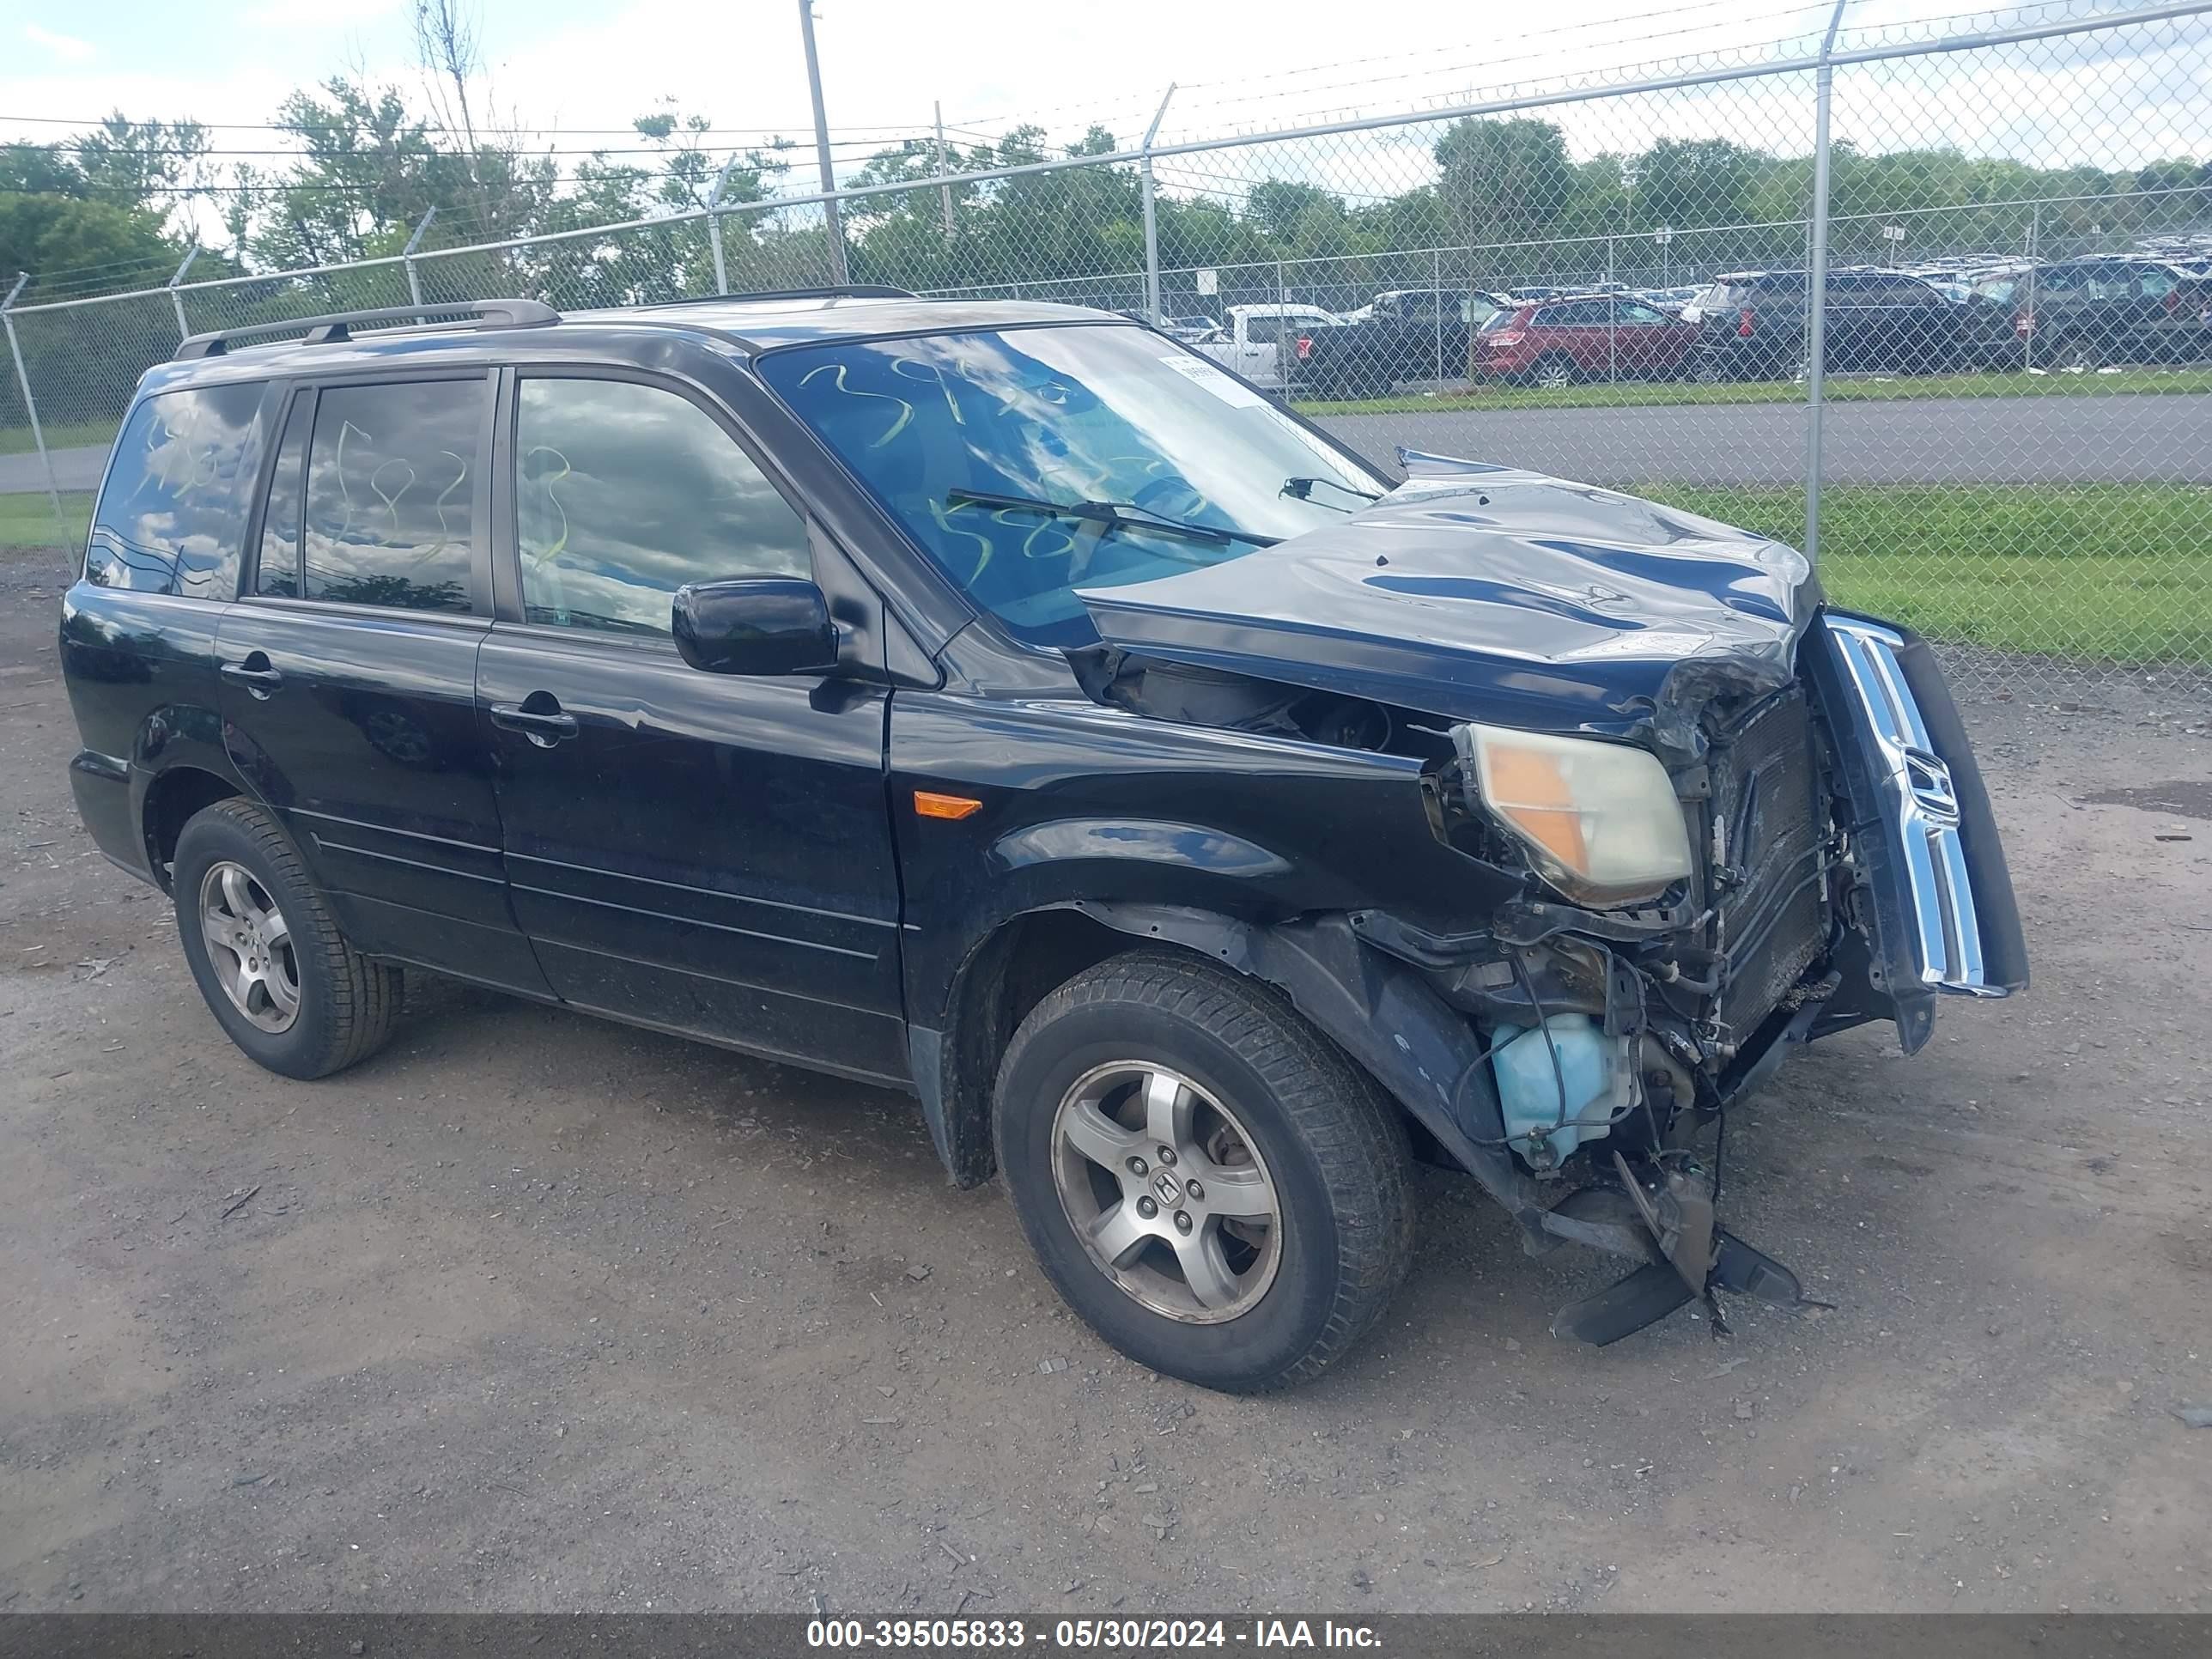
top-left (174, 298), bottom-right (560, 361)
top-left (635, 284), bottom-right (916, 309)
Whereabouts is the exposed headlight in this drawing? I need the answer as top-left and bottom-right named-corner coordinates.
top-left (1456, 723), bottom-right (1693, 907)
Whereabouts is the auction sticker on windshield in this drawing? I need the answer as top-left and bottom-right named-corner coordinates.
top-left (1157, 353), bottom-right (1267, 406)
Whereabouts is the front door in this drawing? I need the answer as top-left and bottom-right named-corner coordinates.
top-left (218, 374), bottom-right (551, 994)
top-left (476, 369), bottom-right (908, 1085)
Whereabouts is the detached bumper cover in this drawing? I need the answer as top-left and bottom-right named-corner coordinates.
top-left (1806, 612), bottom-right (2028, 1051)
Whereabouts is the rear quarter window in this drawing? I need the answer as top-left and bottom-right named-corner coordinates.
top-left (86, 381), bottom-right (266, 598)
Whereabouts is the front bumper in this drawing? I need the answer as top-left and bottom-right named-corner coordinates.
top-left (1804, 612), bottom-right (2029, 1051)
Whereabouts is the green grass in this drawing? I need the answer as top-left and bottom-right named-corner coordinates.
top-left (1641, 483), bottom-right (2212, 663)
top-left (1294, 366), bottom-right (2212, 416)
top-left (0, 419), bottom-right (118, 458)
top-left (0, 490), bottom-right (90, 553)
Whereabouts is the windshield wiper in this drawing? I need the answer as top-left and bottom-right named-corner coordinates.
top-left (1283, 476), bottom-right (1382, 507)
top-left (945, 488), bottom-right (1280, 549)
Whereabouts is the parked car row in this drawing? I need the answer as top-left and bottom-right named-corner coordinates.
top-left (1153, 251), bottom-right (2212, 397)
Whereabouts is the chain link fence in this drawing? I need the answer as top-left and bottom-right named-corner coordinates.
top-left (4, 0), bottom-right (2209, 697)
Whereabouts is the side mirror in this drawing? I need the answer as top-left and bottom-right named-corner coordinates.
top-left (671, 577), bottom-right (838, 676)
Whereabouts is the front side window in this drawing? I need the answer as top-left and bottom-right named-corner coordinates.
top-left (514, 377), bottom-right (808, 637)
top-left (757, 325), bottom-right (1388, 648)
top-left (87, 381), bottom-right (265, 597)
top-left (302, 379), bottom-right (483, 614)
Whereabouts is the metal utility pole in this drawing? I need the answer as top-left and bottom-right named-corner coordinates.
top-left (1139, 83), bottom-right (1176, 322)
top-left (797, 0), bottom-right (849, 285)
top-left (934, 101), bottom-right (955, 240)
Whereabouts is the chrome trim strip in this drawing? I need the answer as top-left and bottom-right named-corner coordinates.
top-left (1822, 616), bottom-right (1994, 995)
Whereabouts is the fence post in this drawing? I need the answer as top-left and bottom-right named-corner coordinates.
top-left (1140, 84), bottom-right (1177, 322)
top-left (1431, 248), bottom-right (1444, 382)
top-left (404, 207), bottom-right (437, 313)
top-left (935, 102), bottom-right (956, 240)
top-left (3, 272), bottom-right (72, 548)
top-left (707, 161), bottom-right (744, 296)
top-left (1802, 0), bottom-right (1850, 569)
top-left (167, 246), bottom-right (199, 339)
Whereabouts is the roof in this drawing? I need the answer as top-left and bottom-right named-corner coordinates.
top-left (567, 292), bottom-right (1117, 349)
top-left (149, 291), bottom-right (1133, 389)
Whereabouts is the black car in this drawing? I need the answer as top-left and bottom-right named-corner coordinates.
top-left (59, 289), bottom-right (2026, 1391)
top-left (1686, 268), bottom-right (1990, 380)
top-left (2008, 255), bottom-right (2212, 368)
top-left (1297, 289), bottom-right (1505, 399)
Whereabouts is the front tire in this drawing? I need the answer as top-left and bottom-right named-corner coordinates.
top-left (173, 798), bottom-right (402, 1079)
top-left (994, 951), bottom-right (1415, 1393)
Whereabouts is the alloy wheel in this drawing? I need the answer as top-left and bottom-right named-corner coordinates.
top-left (1532, 358), bottom-right (1575, 391)
top-left (1049, 1061), bottom-right (1282, 1324)
top-left (198, 860), bottom-right (301, 1033)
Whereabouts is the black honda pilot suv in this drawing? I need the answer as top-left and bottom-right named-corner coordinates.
top-left (61, 289), bottom-right (2026, 1391)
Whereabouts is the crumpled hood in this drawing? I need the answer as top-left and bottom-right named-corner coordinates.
top-left (1078, 453), bottom-right (1818, 748)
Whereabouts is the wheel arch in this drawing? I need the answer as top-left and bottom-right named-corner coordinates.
top-left (909, 900), bottom-right (1541, 1237)
top-left (140, 763), bottom-right (246, 892)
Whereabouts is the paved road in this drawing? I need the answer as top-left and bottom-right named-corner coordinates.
top-left (1316, 392), bottom-right (2212, 485)
top-left (9, 392), bottom-right (2211, 496)
top-left (0, 444), bottom-right (106, 493)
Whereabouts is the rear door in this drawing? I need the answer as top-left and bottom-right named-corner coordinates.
top-left (1232, 313), bottom-right (1279, 386)
top-left (474, 368), bottom-right (908, 1084)
top-left (217, 373), bottom-right (550, 993)
top-left (1607, 300), bottom-right (1679, 375)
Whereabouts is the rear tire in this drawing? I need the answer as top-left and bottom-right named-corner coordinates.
top-left (993, 950), bottom-right (1416, 1393)
top-left (2050, 336), bottom-right (2101, 371)
top-left (1530, 353), bottom-right (1577, 391)
top-left (173, 798), bottom-right (402, 1080)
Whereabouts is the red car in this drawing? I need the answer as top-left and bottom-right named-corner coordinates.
top-left (1474, 295), bottom-right (1700, 387)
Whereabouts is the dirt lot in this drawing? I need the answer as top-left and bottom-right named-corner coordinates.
top-left (2, 549), bottom-right (2208, 1616)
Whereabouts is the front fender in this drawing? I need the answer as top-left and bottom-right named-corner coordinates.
top-left (915, 895), bottom-right (1544, 1238)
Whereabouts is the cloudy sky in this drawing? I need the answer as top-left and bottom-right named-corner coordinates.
top-left (3, 0), bottom-right (2204, 214)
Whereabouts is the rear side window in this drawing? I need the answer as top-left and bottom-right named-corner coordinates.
top-left (86, 382), bottom-right (265, 598)
top-left (303, 380), bottom-right (484, 614)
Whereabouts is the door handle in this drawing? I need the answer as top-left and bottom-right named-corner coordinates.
top-left (489, 701), bottom-right (580, 746)
top-left (221, 661), bottom-right (284, 699)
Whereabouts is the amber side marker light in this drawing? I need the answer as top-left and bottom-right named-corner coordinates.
top-left (915, 790), bottom-right (983, 820)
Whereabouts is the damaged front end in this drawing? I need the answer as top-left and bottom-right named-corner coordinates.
top-left (1375, 613), bottom-right (2026, 1342)
top-left (1073, 459), bottom-right (2027, 1344)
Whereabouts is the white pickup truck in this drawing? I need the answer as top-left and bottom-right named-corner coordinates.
top-left (1186, 303), bottom-right (1344, 391)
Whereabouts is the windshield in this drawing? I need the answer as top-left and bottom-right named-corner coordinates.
top-left (757, 324), bottom-right (1389, 647)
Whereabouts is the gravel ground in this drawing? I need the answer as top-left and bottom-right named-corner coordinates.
top-left (2, 547), bottom-right (2208, 1615)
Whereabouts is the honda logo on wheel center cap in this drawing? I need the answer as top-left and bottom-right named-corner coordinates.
top-left (1152, 1170), bottom-right (1183, 1206)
